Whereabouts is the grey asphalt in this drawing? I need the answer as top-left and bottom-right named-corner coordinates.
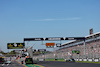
top-left (36, 61), bottom-right (100, 67)
top-left (1, 61), bottom-right (100, 67)
top-left (0, 61), bottom-right (25, 67)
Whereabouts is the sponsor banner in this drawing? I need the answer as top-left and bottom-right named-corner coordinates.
top-left (72, 50), bottom-right (80, 54)
top-left (65, 37), bottom-right (85, 40)
top-left (46, 43), bottom-right (55, 46)
top-left (24, 37), bottom-right (85, 41)
top-left (7, 43), bottom-right (25, 49)
top-left (24, 38), bottom-right (44, 41)
top-left (56, 43), bottom-right (61, 47)
top-left (45, 37), bottom-right (64, 41)
top-left (25, 58), bottom-right (33, 64)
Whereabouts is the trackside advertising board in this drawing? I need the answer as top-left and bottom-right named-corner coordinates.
top-left (7, 43), bottom-right (25, 49)
top-left (25, 58), bottom-right (33, 64)
top-left (56, 43), bottom-right (61, 47)
top-left (46, 43), bottom-right (55, 46)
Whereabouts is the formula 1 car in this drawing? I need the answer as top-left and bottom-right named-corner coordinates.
top-left (65, 58), bottom-right (75, 62)
top-left (0, 53), bottom-right (11, 64)
top-left (0, 53), bottom-right (5, 64)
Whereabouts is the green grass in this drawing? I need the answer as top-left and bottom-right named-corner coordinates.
top-left (45, 58), bottom-right (100, 64)
top-left (46, 58), bottom-right (55, 61)
top-left (46, 58), bottom-right (65, 61)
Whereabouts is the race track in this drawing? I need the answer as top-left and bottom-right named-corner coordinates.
top-left (0, 61), bottom-right (25, 67)
top-left (36, 61), bottom-right (100, 67)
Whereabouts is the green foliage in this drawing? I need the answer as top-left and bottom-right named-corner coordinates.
top-left (1, 51), bottom-right (7, 55)
top-left (9, 51), bottom-right (16, 54)
top-left (2, 51), bottom-right (16, 55)
top-left (46, 58), bottom-right (65, 61)
top-left (46, 59), bottom-right (100, 64)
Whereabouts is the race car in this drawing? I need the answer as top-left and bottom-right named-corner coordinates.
top-left (0, 54), bottom-right (5, 64)
top-left (24, 55), bottom-right (33, 64)
top-left (65, 56), bottom-right (75, 62)
top-left (66, 58), bottom-right (75, 62)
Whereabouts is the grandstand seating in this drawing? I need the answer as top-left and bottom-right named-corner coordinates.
top-left (37, 32), bottom-right (100, 61)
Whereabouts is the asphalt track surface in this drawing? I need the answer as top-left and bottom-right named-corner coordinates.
top-left (0, 61), bottom-right (25, 67)
top-left (36, 61), bottom-right (100, 67)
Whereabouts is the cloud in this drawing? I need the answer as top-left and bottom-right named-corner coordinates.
top-left (33, 17), bottom-right (81, 21)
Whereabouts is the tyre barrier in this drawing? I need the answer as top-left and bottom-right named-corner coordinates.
top-left (75, 58), bottom-right (100, 62)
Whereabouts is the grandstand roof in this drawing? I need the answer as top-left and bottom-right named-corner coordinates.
top-left (61, 32), bottom-right (100, 46)
top-left (85, 32), bottom-right (100, 38)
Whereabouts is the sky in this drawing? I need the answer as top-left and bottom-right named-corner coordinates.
top-left (0, 0), bottom-right (100, 52)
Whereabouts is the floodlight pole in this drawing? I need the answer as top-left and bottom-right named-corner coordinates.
top-left (27, 44), bottom-right (35, 59)
top-left (83, 39), bottom-right (86, 57)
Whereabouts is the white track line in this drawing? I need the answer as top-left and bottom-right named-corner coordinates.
top-left (7, 64), bottom-right (9, 66)
top-left (2, 64), bottom-right (5, 66)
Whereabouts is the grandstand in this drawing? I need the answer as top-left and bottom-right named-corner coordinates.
top-left (37, 32), bottom-right (100, 62)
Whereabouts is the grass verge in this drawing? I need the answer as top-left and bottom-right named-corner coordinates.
top-left (45, 59), bottom-right (100, 64)
top-left (46, 58), bottom-right (65, 61)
